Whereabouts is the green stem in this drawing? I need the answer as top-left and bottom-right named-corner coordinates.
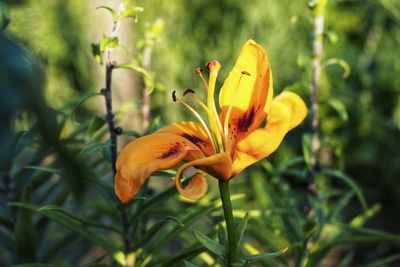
top-left (218, 180), bottom-right (237, 265)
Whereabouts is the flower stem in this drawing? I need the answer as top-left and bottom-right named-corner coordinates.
top-left (218, 180), bottom-right (237, 265)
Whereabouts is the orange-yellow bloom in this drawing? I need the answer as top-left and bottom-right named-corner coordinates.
top-left (115, 40), bottom-right (307, 203)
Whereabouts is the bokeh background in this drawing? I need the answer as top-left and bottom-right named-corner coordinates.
top-left (1, 0), bottom-right (400, 266)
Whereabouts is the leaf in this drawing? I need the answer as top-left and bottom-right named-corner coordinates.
top-left (37, 205), bottom-right (122, 233)
top-left (0, 2), bottom-right (10, 31)
top-left (12, 264), bottom-right (56, 267)
top-left (9, 203), bottom-right (119, 254)
top-left (25, 166), bottom-right (62, 175)
top-left (91, 43), bottom-right (103, 64)
top-left (132, 216), bottom-right (184, 250)
top-left (327, 98), bottom-right (348, 122)
top-left (77, 142), bottom-right (110, 161)
top-left (323, 58), bottom-right (351, 79)
top-left (322, 169), bottom-right (367, 210)
top-left (120, 6), bottom-right (144, 19)
top-left (100, 35), bottom-right (119, 52)
top-left (242, 247), bottom-right (288, 263)
top-left (120, 130), bottom-right (142, 138)
top-left (218, 224), bottom-right (228, 248)
top-left (70, 92), bottom-right (103, 118)
top-left (183, 260), bottom-right (200, 267)
top-left (236, 213), bottom-right (249, 245)
top-left (86, 116), bottom-right (106, 141)
top-left (14, 184), bottom-right (36, 262)
top-left (116, 61), bottom-right (151, 79)
top-left (193, 230), bottom-right (226, 257)
top-left (96, 5), bottom-right (118, 22)
top-left (365, 253), bottom-right (400, 267)
top-left (302, 134), bottom-right (313, 169)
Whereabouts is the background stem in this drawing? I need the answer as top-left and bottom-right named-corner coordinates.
top-left (218, 180), bottom-right (237, 266)
top-left (309, 0), bottom-right (327, 193)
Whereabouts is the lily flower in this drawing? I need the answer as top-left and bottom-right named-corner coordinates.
top-left (115, 40), bottom-right (307, 203)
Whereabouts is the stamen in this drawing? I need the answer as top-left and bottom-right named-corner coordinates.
top-left (183, 89), bottom-right (208, 113)
top-left (172, 90), bottom-right (216, 153)
top-left (223, 71), bottom-right (250, 150)
top-left (196, 67), bottom-right (209, 92)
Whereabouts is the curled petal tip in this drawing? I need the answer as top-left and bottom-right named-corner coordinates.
top-left (176, 173), bottom-right (208, 200)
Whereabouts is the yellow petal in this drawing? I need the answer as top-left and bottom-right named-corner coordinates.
top-left (115, 133), bottom-right (203, 203)
top-left (232, 92), bottom-right (307, 175)
top-left (156, 121), bottom-right (215, 157)
top-left (219, 40), bottom-right (273, 143)
top-left (175, 152), bottom-right (232, 200)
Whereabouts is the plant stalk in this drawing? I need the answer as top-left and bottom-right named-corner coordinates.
top-left (102, 2), bottom-right (131, 255)
top-left (218, 180), bottom-right (237, 265)
top-left (309, 0), bottom-right (327, 192)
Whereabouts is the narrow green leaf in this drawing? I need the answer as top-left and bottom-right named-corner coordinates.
top-left (231, 260), bottom-right (247, 266)
top-left (37, 205), bottom-right (122, 233)
top-left (242, 247), bottom-right (288, 263)
top-left (25, 166), bottom-right (62, 175)
top-left (91, 43), bottom-right (103, 64)
top-left (70, 92), bottom-right (103, 118)
top-left (86, 116), bottom-right (106, 141)
top-left (218, 224), bottom-right (228, 248)
top-left (193, 230), bottom-right (226, 257)
top-left (77, 142), bottom-right (110, 161)
top-left (0, 2), bottom-right (11, 31)
top-left (100, 35), bottom-right (119, 52)
top-left (327, 98), bottom-right (348, 122)
top-left (236, 213), bottom-right (249, 244)
top-left (14, 184), bottom-right (36, 262)
top-left (120, 6), bottom-right (144, 19)
top-left (365, 253), bottom-right (400, 267)
top-left (10, 202), bottom-right (119, 254)
top-left (12, 264), bottom-right (56, 267)
top-left (322, 169), bottom-right (367, 210)
top-left (323, 58), bottom-right (351, 79)
top-left (154, 246), bottom-right (205, 267)
top-left (302, 134), bottom-right (313, 169)
top-left (121, 130), bottom-right (142, 138)
top-left (337, 223), bottom-right (400, 241)
top-left (133, 216), bottom-right (184, 250)
top-left (183, 260), bottom-right (200, 267)
top-left (328, 191), bottom-right (354, 221)
top-left (96, 5), bottom-right (118, 22)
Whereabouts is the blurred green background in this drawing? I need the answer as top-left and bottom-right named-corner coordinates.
top-left (1, 0), bottom-right (400, 266)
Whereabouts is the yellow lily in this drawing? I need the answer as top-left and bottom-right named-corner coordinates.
top-left (115, 39), bottom-right (307, 203)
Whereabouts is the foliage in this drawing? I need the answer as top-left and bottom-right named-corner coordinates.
top-left (0, 0), bottom-right (399, 266)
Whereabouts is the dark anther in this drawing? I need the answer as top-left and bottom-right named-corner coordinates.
top-left (114, 127), bottom-right (123, 134)
top-left (183, 88), bottom-right (195, 96)
top-left (172, 90), bottom-right (177, 102)
top-left (100, 88), bottom-right (108, 94)
top-left (195, 67), bottom-right (203, 75)
top-left (241, 70), bottom-right (251, 76)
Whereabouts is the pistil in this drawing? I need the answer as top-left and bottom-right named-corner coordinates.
top-left (172, 91), bottom-right (216, 153)
top-left (206, 61), bottom-right (225, 152)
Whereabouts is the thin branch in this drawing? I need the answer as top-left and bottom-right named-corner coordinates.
top-left (141, 47), bottom-right (152, 133)
top-left (308, 0), bottom-right (327, 193)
